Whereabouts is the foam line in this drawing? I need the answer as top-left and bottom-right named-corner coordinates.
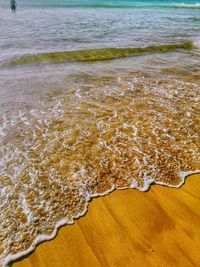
top-left (2, 170), bottom-right (200, 267)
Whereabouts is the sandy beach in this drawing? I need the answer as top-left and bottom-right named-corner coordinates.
top-left (13, 173), bottom-right (200, 267)
top-left (1, 1), bottom-right (200, 267)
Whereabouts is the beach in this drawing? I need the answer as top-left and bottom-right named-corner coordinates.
top-left (12, 173), bottom-right (200, 267)
top-left (0, 1), bottom-right (200, 266)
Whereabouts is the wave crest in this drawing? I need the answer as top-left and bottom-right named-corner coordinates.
top-left (1, 42), bottom-right (195, 67)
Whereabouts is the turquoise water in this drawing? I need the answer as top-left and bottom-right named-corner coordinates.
top-left (0, 1), bottom-right (200, 266)
top-left (0, 0), bottom-right (200, 59)
top-left (0, 0), bottom-right (199, 108)
top-left (0, 0), bottom-right (199, 105)
top-left (1, 0), bottom-right (200, 8)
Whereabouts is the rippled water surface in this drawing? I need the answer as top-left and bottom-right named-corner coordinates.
top-left (0, 0), bottom-right (200, 266)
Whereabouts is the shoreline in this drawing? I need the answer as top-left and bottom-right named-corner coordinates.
top-left (10, 173), bottom-right (200, 267)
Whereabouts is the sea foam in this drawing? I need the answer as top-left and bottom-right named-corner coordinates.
top-left (0, 71), bottom-right (200, 266)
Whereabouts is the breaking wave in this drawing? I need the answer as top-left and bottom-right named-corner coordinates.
top-left (13, 1), bottom-right (200, 9)
top-left (1, 42), bottom-right (194, 67)
top-left (169, 2), bottom-right (200, 8)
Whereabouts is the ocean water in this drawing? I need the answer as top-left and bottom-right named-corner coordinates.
top-left (0, 1), bottom-right (200, 266)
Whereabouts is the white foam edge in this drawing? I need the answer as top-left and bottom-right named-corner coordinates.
top-left (170, 3), bottom-right (200, 8)
top-left (155, 170), bottom-right (200, 189)
top-left (132, 170), bottom-right (200, 191)
top-left (89, 170), bottom-right (200, 198)
top-left (2, 194), bottom-right (91, 267)
top-left (90, 184), bottom-right (116, 198)
top-left (2, 170), bottom-right (200, 267)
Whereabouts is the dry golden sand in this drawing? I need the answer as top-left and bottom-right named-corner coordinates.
top-left (13, 174), bottom-right (200, 267)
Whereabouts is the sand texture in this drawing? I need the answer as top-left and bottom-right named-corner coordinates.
top-left (12, 174), bottom-right (200, 267)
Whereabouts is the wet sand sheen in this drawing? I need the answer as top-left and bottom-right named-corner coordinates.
top-left (13, 173), bottom-right (200, 267)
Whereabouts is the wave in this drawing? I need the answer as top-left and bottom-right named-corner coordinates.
top-left (17, 1), bottom-right (200, 9)
top-left (24, 1), bottom-right (200, 10)
top-left (67, 2), bottom-right (200, 9)
top-left (1, 42), bottom-right (194, 67)
top-left (169, 2), bottom-right (200, 8)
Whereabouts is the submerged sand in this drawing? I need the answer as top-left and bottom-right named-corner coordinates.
top-left (12, 173), bottom-right (200, 267)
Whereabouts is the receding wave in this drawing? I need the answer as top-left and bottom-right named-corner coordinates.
top-left (2, 42), bottom-right (195, 67)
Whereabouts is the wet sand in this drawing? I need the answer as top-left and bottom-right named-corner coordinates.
top-left (13, 173), bottom-right (200, 267)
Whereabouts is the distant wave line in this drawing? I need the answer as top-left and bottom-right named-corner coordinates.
top-left (6, 2), bottom-right (200, 9)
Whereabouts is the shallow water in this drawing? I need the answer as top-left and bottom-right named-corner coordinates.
top-left (0, 1), bottom-right (200, 266)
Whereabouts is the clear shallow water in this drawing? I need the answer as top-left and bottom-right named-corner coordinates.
top-left (0, 1), bottom-right (200, 266)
